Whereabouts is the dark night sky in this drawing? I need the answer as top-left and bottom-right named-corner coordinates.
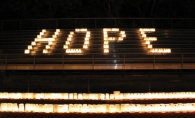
top-left (0, 0), bottom-right (195, 20)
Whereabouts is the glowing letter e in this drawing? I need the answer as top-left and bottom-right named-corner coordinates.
top-left (139, 28), bottom-right (171, 54)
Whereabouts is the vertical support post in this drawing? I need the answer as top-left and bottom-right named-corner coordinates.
top-left (181, 54), bottom-right (183, 69)
top-left (28, 72), bottom-right (30, 93)
top-left (133, 19), bottom-right (136, 28)
top-left (37, 20), bottom-right (40, 30)
top-left (95, 19), bottom-right (97, 28)
top-left (33, 55), bottom-right (35, 70)
top-left (152, 19), bottom-right (154, 27)
top-left (62, 54), bottom-right (64, 69)
top-left (5, 55), bottom-right (7, 70)
top-left (88, 75), bottom-right (90, 93)
top-left (122, 54), bottom-right (125, 79)
top-left (56, 19), bottom-right (58, 29)
top-left (114, 19), bottom-right (116, 27)
top-left (153, 55), bottom-right (155, 69)
top-left (75, 19), bottom-right (77, 28)
top-left (28, 80), bottom-right (29, 92)
top-left (1, 21), bottom-right (3, 31)
top-left (19, 20), bottom-right (21, 30)
top-left (0, 70), bottom-right (3, 90)
top-left (171, 19), bottom-right (173, 29)
top-left (123, 54), bottom-right (125, 70)
top-left (148, 75), bottom-right (151, 93)
top-left (92, 55), bottom-right (94, 70)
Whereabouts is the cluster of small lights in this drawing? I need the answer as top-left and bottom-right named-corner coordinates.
top-left (150, 48), bottom-right (171, 53)
top-left (23, 28), bottom-right (172, 55)
top-left (1, 91), bottom-right (195, 100)
top-left (139, 28), bottom-right (171, 54)
top-left (103, 28), bottom-right (126, 53)
top-left (64, 28), bottom-right (90, 54)
top-left (1, 103), bottom-right (195, 113)
top-left (65, 49), bottom-right (82, 53)
top-left (43, 29), bottom-right (60, 54)
top-left (24, 29), bottom-right (60, 54)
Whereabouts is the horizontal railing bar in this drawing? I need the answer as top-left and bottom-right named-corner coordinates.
top-left (1, 17), bottom-right (195, 21)
top-left (3, 57), bottom-right (185, 60)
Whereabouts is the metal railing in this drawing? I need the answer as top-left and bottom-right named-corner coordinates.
top-left (1, 18), bottom-right (195, 30)
top-left (0, 53), bottom-right (195, 70)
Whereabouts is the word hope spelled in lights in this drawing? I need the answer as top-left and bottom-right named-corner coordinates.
top-left (64, 28), bottom-right (91, 54)
top-left (24, 29), bottom-right (61, 54)
top-left (1, 103), bottom-right (195, 113)
top-left (139, 28), bottom-right (171, 54)
top-left (103, 28), bottom-right (126, 53)
top-left (1, 91), bottom-right (195, 100)
top-left (24, 28), bottom-right (171, 55)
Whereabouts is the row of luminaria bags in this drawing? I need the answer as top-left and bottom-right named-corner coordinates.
top-left (0, 91), bottom-right (195, 100)
top-left (0, 91), bottom-right (195, 113)
top-left (0, 103), bottom-right (195, 113)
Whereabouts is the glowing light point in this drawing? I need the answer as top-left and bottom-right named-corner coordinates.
top-left (144, 37), bottom-right (157, 41)
top-left (46, 45), bottom-right (50, 49)
top-left (52, 35), bottom-right (57, 38)
top-left (104, 45), bottom-right (109, 48)
top-left (48, 41), bottom-right (53, 45)
top-left (104, 49), bottom-right (109, 53)
top-left (84, 41), bottom-right (89, 45)
top-left (40, 32), bottom-right (44, 36)
top-left (37, 35), bottom-right (41, 38)
top-left (28, 45), bottom-right (32, 49)
top-left (56, 29), bottom-right (60, 32)
top-left (104, 41), bottom-right (109, 44)
top-left (66, 41), bottom-right (70, 45)
top-left (111, 28), bottom-right (119, 31)
top-left (43, 49), bottom-right (49, 54)
top-left (63, 45), bottom-right (68, 49)
top-left (83, 45), bottom-right (88, 49)
top-left (24, 50), bottom-right (30, 54)
top-left (145, 41), bottom-right (150, 44)
top-left (148, 44), bottom-right (152, 48)
top-left (31, 42), bottom-right (36, 45)
top-left (42, 29), bottom-right (46, 32)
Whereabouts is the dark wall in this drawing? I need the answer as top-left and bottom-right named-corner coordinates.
top-left (1, 0), bottom-right (195, 20)
top-left (1, 70), bottom-right (195, 93)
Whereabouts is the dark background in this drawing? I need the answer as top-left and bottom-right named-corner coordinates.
top-left (0, 0), bottom-right (195, 20)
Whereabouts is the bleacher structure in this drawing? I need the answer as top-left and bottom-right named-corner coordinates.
top-left (1, 23), bottom-right (195, 117)
top-left (0, 28), bottom-right (195, 70)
